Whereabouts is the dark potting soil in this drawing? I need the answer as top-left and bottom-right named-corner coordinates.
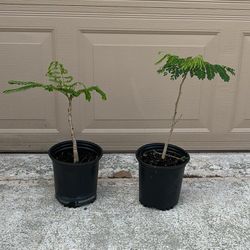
top-left (55, 148), bottom-right (97, 163)
top-left (141, 149), bottom-right (186, 167)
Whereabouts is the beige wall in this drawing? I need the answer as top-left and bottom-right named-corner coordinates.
top-left (0, 0), bottom-right (249, 151)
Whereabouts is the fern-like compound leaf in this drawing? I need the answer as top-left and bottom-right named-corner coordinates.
top-left (3, 61), bottom-right (107, 103)
top-left (156, 53), bottom-right (235, 83)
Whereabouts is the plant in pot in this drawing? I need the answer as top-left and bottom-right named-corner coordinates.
top-left (136, 53), bottom-right (235, 210)
top-left (3, 61), bottom-right (107, 208)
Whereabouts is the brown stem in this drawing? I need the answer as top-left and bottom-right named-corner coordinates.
top-left (162, 74), bottom-right (187, 160)
top-left (68, 97), bottom-right (79, 163)
top-left (153, 150), bottom-right (185, 161)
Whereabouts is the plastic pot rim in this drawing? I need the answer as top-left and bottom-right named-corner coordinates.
top-left (136, 142), bottom-right (190, 170)
top-left (48, 140), bottom-right (103, 167)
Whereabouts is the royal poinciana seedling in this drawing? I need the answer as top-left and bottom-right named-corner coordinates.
top-left (156, 53), bottom-right (235, 160)
top-left (4, 61), bottom-right (107, 163)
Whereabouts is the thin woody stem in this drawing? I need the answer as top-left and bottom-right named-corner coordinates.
top-left (68, 97), bottom-right (79, 163)
top-left (161, 74), bottom-right (187, 160)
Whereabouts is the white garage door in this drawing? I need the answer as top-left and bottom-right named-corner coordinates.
top-left (0, 0), bottom-right (250, 151)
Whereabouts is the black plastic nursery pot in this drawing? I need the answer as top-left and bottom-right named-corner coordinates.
top-left (136, 143), bottom-right (190, 211)
top-left (48, 140), bottom-right (103, 208)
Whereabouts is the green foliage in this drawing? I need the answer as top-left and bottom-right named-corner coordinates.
top-left (156, 53), bottom-right (235, 82)
top-left (3, 61), bottom-right (107, 101)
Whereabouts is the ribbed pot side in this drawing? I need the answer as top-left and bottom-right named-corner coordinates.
top-left (136, 143), bottom-right (190, 210)
top-left (49, 140), bottom-right (103, 208)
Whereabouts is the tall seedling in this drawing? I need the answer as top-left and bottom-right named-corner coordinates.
top-left (4, 61), bottom-right (107, 163)
top-left (156, 54), bottom-right (235, 160)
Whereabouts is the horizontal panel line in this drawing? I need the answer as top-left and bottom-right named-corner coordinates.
top-left (231, 128), bottom-right (250, 133)
top-left (0, 11), bottom-right (249, 21)
top-left (0, 129), bottom-right (59, 134)
top-left (0, 119), bottom-right (45, 121)
top-left (0, 1), bottom-right (250, 10)
top-left (80, 29), bottom-right (218, 35)
top-left (0, 27), bottom-right (54, 32)
top-left (88, 44), bottom-right (206, 48)
top-left (82, 128), bottom-right (210, 134)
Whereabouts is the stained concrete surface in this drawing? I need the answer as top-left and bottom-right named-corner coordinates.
top-left (1, 178), bottom-right (249, 250)
top-left (0, 154), bottom-right (250, 250)
top-left (0, 153), bottom-right (249, 180)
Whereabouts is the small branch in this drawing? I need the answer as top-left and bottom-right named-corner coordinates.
top-left (162, 74), bottom-right (187, 160)
top-left (68, 97), bottom-right (79, 163)
top-left (153, 150), bottom-right (185, 161)
top-left (172, 114), bottom-right (183, 127)
top-left (165, 154), bottom-right (186, 161)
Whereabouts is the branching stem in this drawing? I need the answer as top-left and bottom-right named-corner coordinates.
top-left (161, 74), bottom-right (187, 160)
top-left (68, 97), bottom-right (79, 163)
top-left (153, 150), bottom-right (185, 161)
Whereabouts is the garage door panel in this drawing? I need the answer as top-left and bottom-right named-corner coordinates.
top-left (0, 29), bottom-right (57, 130)
top-left (232, 33), bottom-right (250, 132)
top-left (80, 31), bottom-right (218, 134)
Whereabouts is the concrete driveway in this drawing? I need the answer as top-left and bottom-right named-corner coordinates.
top-left (0, 153), bottom-right (249, 250)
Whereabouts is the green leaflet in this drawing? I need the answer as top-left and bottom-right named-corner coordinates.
top-left (155, 54), bottom-right (169, 65)
top-left (46, 61), bottom-right (74, 85)
top-left (226, 67), bottom-right (235, 76)
top-left (88, 86), bottom-right (107, 100)
top-left (3, 84), bottom-right (41, 93)
top-left (214, 65), bottom-right (230, 82)
top-left (82, 88), bottom-right (91, 101)
top-left (205, 63), bottom-right (215, 80)
top-left (8, 80), bottom-right (35, 86)
top-left (195, 67), bottom-right (206, 80)
top-left (75, 86), bottom-right (107, 101)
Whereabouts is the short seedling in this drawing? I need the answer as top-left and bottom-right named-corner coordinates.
top-left (4, 61), bottom-right (107, 163)
top-left (156, 53), bottom-right (235, 160)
